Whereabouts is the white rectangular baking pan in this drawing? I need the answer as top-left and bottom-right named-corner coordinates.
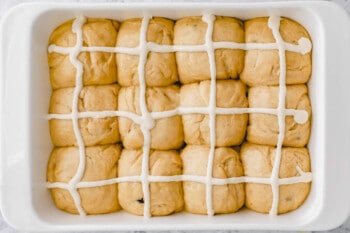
top-left (1, 1), bottom-right (350, 231)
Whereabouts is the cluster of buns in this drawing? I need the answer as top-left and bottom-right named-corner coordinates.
top-left (47, 16), bottom-right (312, 216)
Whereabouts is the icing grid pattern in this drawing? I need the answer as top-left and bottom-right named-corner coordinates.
top-left (46, 14), bottom-right (313, 217)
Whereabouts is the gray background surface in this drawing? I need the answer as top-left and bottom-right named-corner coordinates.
top-left (0, 0), bottom-right (349, 232)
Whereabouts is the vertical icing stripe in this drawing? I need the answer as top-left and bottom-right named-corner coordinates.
top-left (137, 15), bottom-right (154, 219)
top-left (268, 16), bottom-right (287, 216)
top-left (202, 13), bottom-right (217, 217)
top-left (67, 16), bottom-right (87, 216)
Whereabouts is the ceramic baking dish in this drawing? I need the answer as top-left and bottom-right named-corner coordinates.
top-left (1, 1), bottom-right (350, 231)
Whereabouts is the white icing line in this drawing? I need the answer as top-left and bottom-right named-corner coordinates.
top-left (47, 182), bottom-right (70, 189)
top-left (268, 16), bottom-right (287, 216)
top-left (48, 45), bottom-right (71, 54)
top-left (48, 44), bottom-right (141, 55)
top-left (202, 14), bottom-right (216, 217)
top-left (48, 111), bottom-right (143, 124)
top-left (77, 176), bottom-right (142, 187)
top-left (213, 38), bottom-right (311, 55)
top-left (65, 16), bottom-right (87, 216)
top-left (48, 38), bottom-right (312, 55)
top-left (48, 108), bottom-right (308, 126)
top-left (288, 38), bottom-right (312, 55)
top-left (150, 107), bottom-right (307, 124)
top-left (47, 166), bottom-right (312, 188)
top-left (138, 15), bottom-right (154, 219)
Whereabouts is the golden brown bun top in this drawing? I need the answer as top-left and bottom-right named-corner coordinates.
top-left (248, 84), bottom-right (311, 114)
top-left (181, 145), bottom-right (243, 178)
top-left (174, 17), bottom-right (206, 45)
top-left (213, 16), bottom-right (244, 42)
top-left (118, 85), bottom-right (179, 113)
top-left (174, 16), bottom-right (244, 45)
top-left (117, 17), bottom-right (174, 47)
top-left (118, 149), bottom-right (182, 176)
top-left (245, 17), bottom-right (311, 44)
top-left (241, 143), bottom-right (310, 178)
top-left (49, 85), bottom-right (119, 114)
top-left (49, 18), bottom-right (119, 47)
top-left (47, 144), bottom-right (121, 183)
top-left (180, 80), bottom-right (247, 108)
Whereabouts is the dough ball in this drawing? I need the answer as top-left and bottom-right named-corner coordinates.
top-left (181, 145), bottom-right (245, 214)
top-left (241, 17), bottom-right (312, 86)
top-left (118, 149), bottom-right (183, 216)
top-left (174, 16), bottom-right (244, 84)
top-left (48, 18), bottom-right (119, 89)
top-left (47, 145), bottom-right (121, 214)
